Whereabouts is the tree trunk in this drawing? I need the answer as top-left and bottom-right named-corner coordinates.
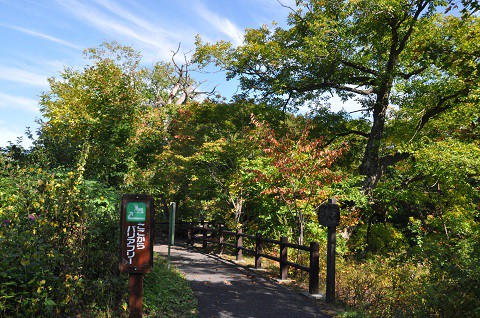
top-left (231, 194), bottom-right (244, 225)
top-left (359, 27), bottom-right (400, 194)
top-left (359, 92), bottom-right (389, 195)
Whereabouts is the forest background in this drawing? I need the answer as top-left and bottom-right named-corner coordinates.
top-left (1, 0), bottom-right (479, 317)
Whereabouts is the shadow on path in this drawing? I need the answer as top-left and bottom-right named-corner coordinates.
top-left (154, 244), bottom-right (331, 318)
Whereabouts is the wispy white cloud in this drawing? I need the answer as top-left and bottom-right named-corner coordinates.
top-left (57, 0), bottom-right (180, 60)
top-left (240, 0), bottom-right (294, 29)
top-left (0, 66), bottom-right (49, 87)
top-left (0, 125), bottom-right (22, 146)
top-left (53, 0), bottom-right (246, 64)
top-left (0, 22), bottom-right (83, 50)
top-left (245, 0), bottom-right (289, 11)
top-left (94, 0), bottom-right (171, 37)
top-left (194, 3), bottom-right (244, 46)
top-left (0, 122), bottom-right (33, 148)
top-left (0, 92), bottom-right (39, 113)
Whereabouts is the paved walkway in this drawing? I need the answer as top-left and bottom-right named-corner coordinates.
top-left (154, 244), bottom-right (331, 318)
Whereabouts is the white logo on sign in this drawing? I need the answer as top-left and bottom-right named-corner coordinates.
top-left (134, 204), bottom-right (144, 215)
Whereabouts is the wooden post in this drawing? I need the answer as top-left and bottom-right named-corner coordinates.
top-left (211, 222), bottom-right (217, 244)
top-left (129, 273), bottom-right (144, 318)
top-left (120, 194), bottom-right (154, 318)
top-left (236, 228), bottom-right (243, 261)
top-left (279, 236), bottom-right (288, 280)
top-left (309, 242), bottom-right (320, 295)
top-left (218, 225), bottom-right (224, 254)
top-left (255, 232), bottom-right (262, 269)
top-left (326, 226), bottom-right (336, 303)
top-left (317, 198), bottom-right (340, 303)
top-left (188, 222), bottom-right (193, 246)
top-left (202, 221), bottom-right (207, 251)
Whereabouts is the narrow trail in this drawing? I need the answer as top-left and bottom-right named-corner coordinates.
top-left (154, 244), bottom-right (331, 318)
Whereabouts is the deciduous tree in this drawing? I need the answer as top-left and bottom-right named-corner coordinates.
top-left (250, 114), bottom-right (348, 244)
top-left (194, 0), bottom-right (480, 195)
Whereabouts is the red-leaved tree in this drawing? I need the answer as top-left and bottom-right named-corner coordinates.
top-left (250, 114), bottom-right (348, 245)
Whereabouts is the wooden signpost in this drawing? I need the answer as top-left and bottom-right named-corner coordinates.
top-left (120, 194), bottom-right (154, 318)
top-left (317, 198), bottom-right (340, 304)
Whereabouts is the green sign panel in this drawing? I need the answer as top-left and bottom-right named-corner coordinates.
top-left (126, 202), bottom-right (147, 222)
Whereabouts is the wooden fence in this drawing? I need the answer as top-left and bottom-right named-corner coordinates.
top-left (188, 222), bottom-right (320, 295)
top-left (153, 221), bottom-right (216, 243)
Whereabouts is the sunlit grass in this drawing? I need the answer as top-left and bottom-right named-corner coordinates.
top-left (141, 253), bottom-right (198, 318)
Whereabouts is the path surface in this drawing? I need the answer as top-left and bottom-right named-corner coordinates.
top-left (154, 244), bottom-right (331, 318)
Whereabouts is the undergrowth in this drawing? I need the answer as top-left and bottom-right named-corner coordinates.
top-left (139, 254), bottom-right (198, 318)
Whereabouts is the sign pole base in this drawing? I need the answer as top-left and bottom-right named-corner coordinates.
top-left (129, 273), bottom-right (144, 318)
top-left (326, 226), bottom-right (336, 304)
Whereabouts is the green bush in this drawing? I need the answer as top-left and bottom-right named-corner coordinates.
top-left (336, 256), bottom-right (422, 318)
top-left (0, 162), bottom-right (125, 317)
top-left (336, 231), bottom-right (480, 318)
top-left (412, 229), bottom-right (480, 317)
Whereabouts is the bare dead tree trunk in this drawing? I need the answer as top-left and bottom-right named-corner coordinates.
top-left (232, 193), bottom-right (244, 225)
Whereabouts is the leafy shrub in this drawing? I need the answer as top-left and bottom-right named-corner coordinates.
top-left (412, 228), bottom-right (480, 318)
top-left (0, 161), bottom-right (125, 317)
top-left (336, 256), bottom-right (423, 317)
top-left (336, 231), bottom-right (480, 318)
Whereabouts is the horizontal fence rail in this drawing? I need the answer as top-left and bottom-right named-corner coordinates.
top-left (154, 221), bottom-right (217, 243)
top-left (187, 222), bottom-right (320, 295)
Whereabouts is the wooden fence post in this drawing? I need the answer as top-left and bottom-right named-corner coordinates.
top-left (309, 241), bottom-right (320, 294)
top-left (218, 225), bottom-right (224, 254)
top-left (279, 236), bottom-right (288, 280)
top-left (211, 222), bottom-right (217, 244)
top-left (187, 222), bottom-right (193, 246)
top-left (236, 228), bottom-right (243, 261)
top-left (255, 232), bottom-right (262, 269)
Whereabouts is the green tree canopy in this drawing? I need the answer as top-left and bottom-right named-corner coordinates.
top-left (194, 0), bottom-right (480, 194)
top-left (38, 42), bottom-right (209, 187)
top-left (39, 42), bottom-right (145, 185)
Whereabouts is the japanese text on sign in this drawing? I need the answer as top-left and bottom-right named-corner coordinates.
top-left (120, 194), bottom-right (154, 274)
top-left (126, 223), bottom-right (146, 264)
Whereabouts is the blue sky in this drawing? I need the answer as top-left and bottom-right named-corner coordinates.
top-left (0, 0), bottom-right (298, 147)
top-left (0, 0), bottom-right (359, 148)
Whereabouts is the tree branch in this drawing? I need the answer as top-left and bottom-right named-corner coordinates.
top-left (341, 59), bottom-right (379, 76)
top-left (396, 0), bottom-right (429, 55)
top-left (291, 81), bottom-right (374, 96)
top-left (333, 85), bottom-right (374, 96)
top-left (277, 0), bottom-right (297, 14)
top-left (349, 107), bottom-right (375, 114)
top-left (325, 129), bottom-right (370, 146)
top-left (380, 152), bottom-right (411, 169)
top-left (398, 65), bottom-right (428, 79)
top-left (417, 86), bottom-right (470, 131)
